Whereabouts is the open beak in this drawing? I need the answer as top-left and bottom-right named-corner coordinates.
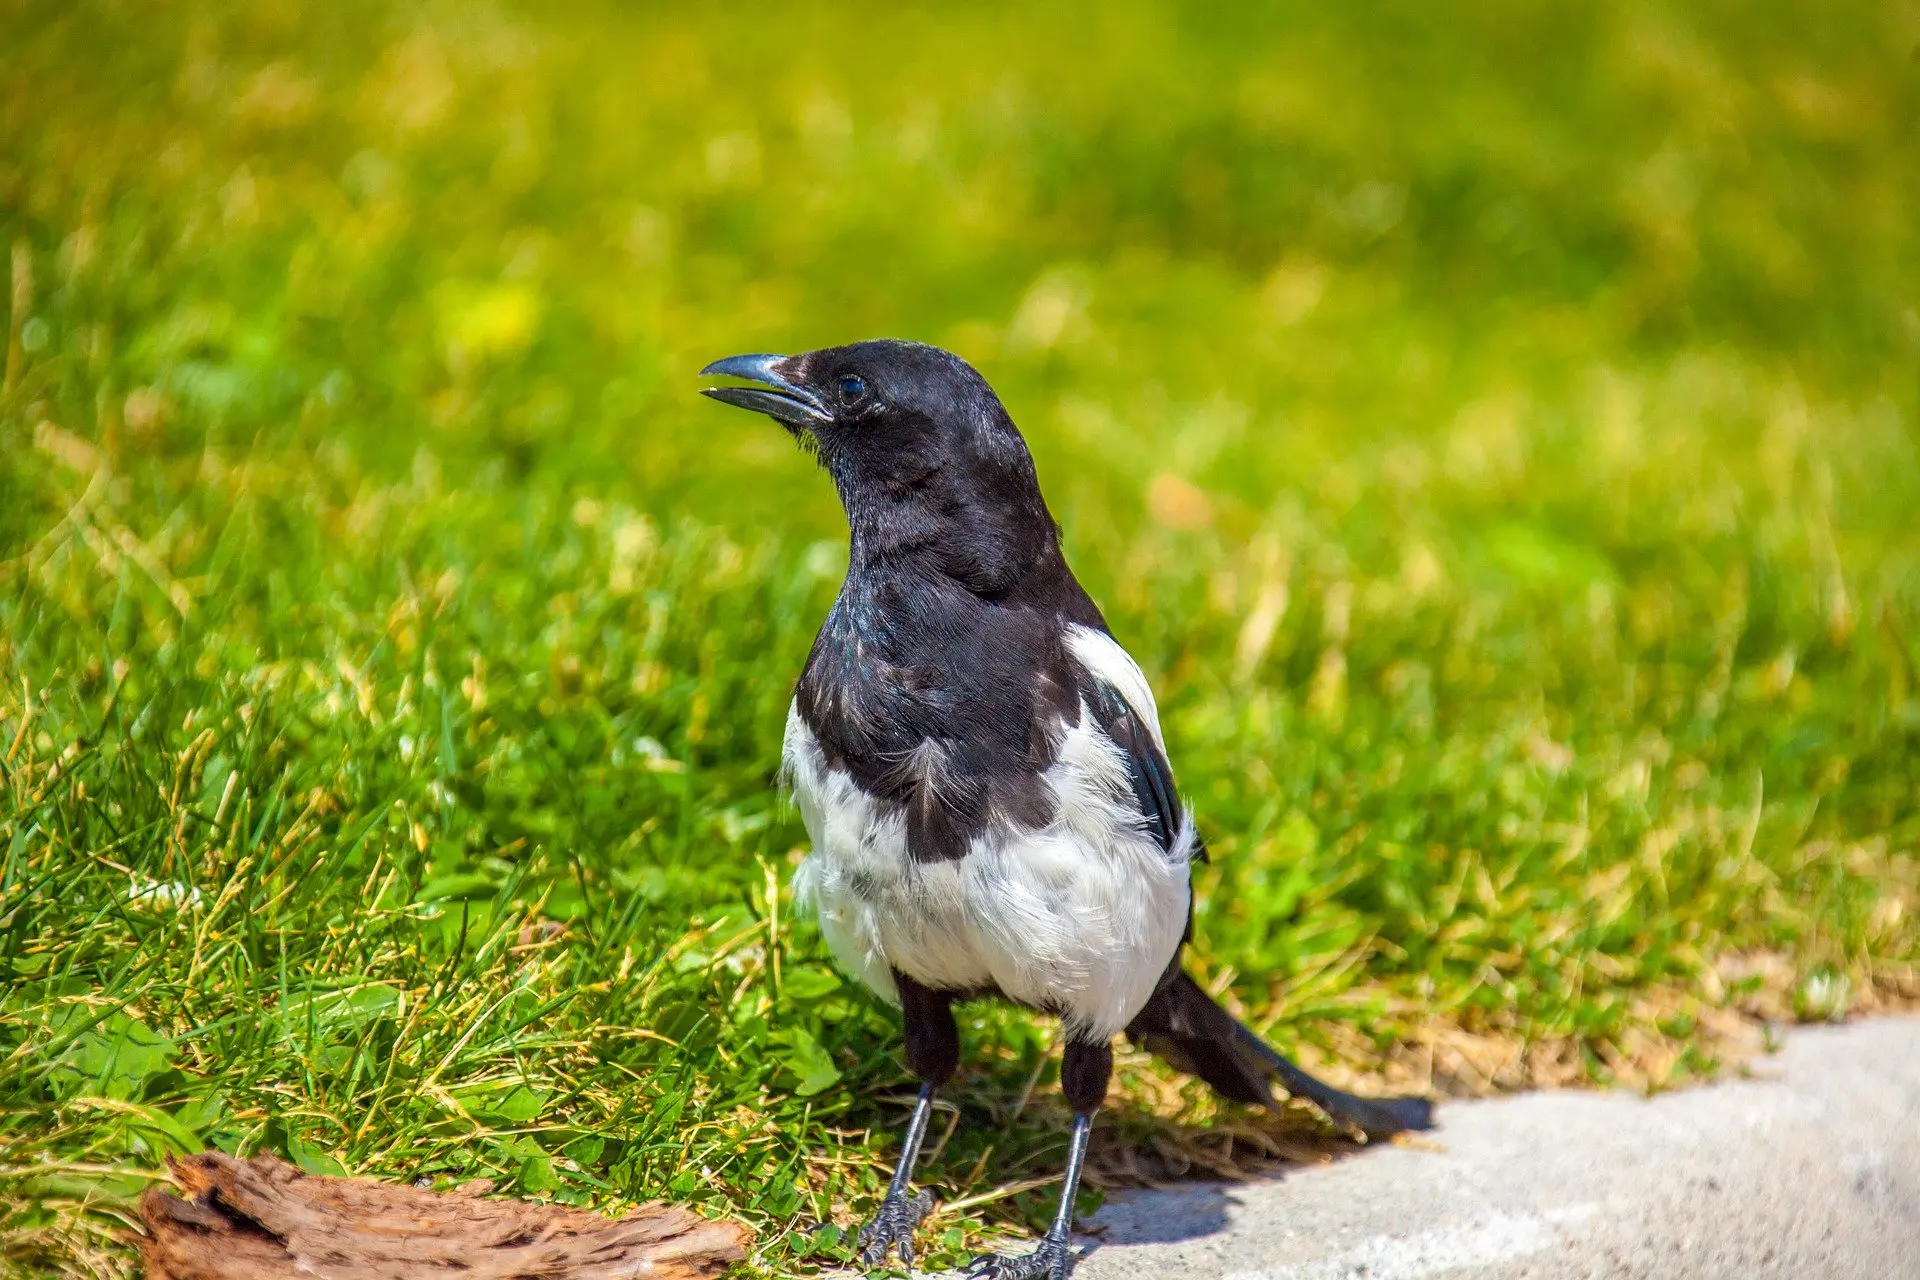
top-left (699, 353), bottom-right (831, 426)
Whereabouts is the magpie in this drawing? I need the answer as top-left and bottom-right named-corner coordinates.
top-left (701, 340), bottom-right (1432, 1279)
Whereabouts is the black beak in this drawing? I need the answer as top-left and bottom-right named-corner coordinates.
top-left (699, 353), bottom-right (831, 426)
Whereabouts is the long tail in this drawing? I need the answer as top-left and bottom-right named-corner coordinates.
top-left (1125, 968), bottom-right (1434, 1141)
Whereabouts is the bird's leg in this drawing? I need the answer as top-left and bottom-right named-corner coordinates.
top-left (968, 1039), bottom-right (1111, 1280)
top-left (963, 1111), bottom-right (1094, 1280)
top-left (858, 974), bottom-right (957, 1268)
top-left (858, 1083), bottom-right (938, 1266)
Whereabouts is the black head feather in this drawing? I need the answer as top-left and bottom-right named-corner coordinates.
top-left (706, 340), bottom-right (1067, 598)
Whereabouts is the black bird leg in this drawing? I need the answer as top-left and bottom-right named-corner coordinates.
top-left (859, 974), bottom-right (958, 1268)
top-left (858, 1083), bottom-right (937, 1266)
top-left (968, 1039), bottom-right (1111, 1280)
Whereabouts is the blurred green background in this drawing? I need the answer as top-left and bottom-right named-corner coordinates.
top-left (4, 2), bottom-right (1918, 1275)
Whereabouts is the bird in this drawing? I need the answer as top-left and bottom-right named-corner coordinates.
top-left (700, 340), bottom-right (1432, 1279)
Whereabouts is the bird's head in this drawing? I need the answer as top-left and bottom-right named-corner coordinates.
top-left (700, 339), bottom-right (1060, 589)
top-left (700, 339), bottom-right (1018, 473)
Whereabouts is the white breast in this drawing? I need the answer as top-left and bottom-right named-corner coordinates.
top-left (784, 627), bottom-right (1194, 1041)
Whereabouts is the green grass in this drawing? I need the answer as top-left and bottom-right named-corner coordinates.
top-left (4, 0), bottom-right (1919, 1275)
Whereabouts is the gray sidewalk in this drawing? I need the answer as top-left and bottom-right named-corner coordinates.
top-left (1073, 1017), bottom-right (1920, 1280)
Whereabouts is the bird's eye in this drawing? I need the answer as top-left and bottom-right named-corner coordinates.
top-left (838, 374), bottom-right (867, 402)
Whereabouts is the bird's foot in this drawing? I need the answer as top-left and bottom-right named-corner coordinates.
top-left (965, 1230), bottom-right (1076, 1280)
top-left (857, 1187), bottom-right (933, 1268)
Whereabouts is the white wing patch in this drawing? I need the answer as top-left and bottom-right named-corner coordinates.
top-left (1063, 624), bottom-right (1167, 751)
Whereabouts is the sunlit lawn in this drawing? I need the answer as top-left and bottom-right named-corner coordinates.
top-left (3, 1), bottom-right (1918, 1275)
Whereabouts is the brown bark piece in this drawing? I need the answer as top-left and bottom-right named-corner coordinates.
top-left (137, 1152), bottom-right (749, 1280)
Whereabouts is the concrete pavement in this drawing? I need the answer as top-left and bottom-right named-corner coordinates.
top-left (1071, 1017), bottom-right (1920, 1280)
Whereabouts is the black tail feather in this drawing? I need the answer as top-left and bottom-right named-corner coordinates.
top-left (1126, 969), bottom-right (1434, 1141)
top-left (1231, 1023), bottom-right (1435, 1139)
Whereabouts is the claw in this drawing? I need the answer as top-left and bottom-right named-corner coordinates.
top-left (965, 1233), bottom-right (1076, 1280)
top-left (856, 1187), bottom-right (934, 1268)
